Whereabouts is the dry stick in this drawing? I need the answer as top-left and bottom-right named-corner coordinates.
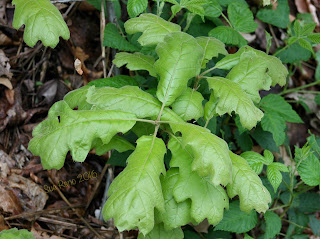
top-left (268, 24), bottom-right (280, 48)
top-left (101, 0), bottom-right (107, 78)
top-left (48, 176), bottom-right (104, 239)
top-left (85, 163), bottom-right (110, 212)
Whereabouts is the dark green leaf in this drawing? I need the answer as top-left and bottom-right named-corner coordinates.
top-left (309, 215), bottom-right (320, 236)
top-left (127, 0), bottom-right (148, 18)
top-left (264, 211), bottom-right (281, 239)
top-left (228, 2), bottom-right (257, 33)
top-left (277, 42), bottom-right (311, 63)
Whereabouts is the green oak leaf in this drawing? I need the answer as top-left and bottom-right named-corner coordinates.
top-left (169, 136), bottom-right (229, 225)
top-left (257, 0), bottom-right (290, 28)
top-left (127, 0), bottom-right (148, 18)
top-left (28, 101), bottom-right (136, 169)
top-left (12, 0), bottom-right (70, 47)
top-left (226, 51), bottom-right (272, 103)
top-left (0, 228), bottom-right (35, 239)
top-left (64, 85), bottom-right (92, 110)
top-left (208, 26), bottom-right (247, 47)
top-left (169, 123), bottom-right (232, 186)
top-left (124, 13), bottom-right (181, 46)
top-left (228, 2), bottom-right (257, 33)
top-left (86, 86), bottom-right (183, 122)
top-left (103, 23), bottom-right (139, 52)
top-left (196, 36), bottom-right (228, 68)
top-left (264, 211), bottom-right (282, 239)
top-left (137, 223), bottom-right (183, 239)
top-left (157, 168), bottom-right (193, 230)
top-left (155, 32), bottom-right (203, 106)
top-left (205, 77), bottom-right (264, 130)
top-left (103, 136), bottom-right (166, 235)
top-left (171, 88), bottom-right (204, 121)
top-left (88, 75), bottom-right (139, 88)
top-left (113, 52), bottom-right (157, 77)
top-left (227, 152), bottom-right (271, 213)
top-left (92, 135), bottom-right (135, 156)
top-left (215, 46), bottom-right (288, 87)
top-left (214, 200), bottom-right (257, 233)
top-left (267, 162), bottom-right (289, 192)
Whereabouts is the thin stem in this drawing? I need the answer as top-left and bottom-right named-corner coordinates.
top-left (269, 204), bottom-right (288, 211)
top-left (280, 81), bottom-right (320, 95)
top-left (273, 38), bottom-right (298, 56)
top-left (199, 66), bottom-right (217, 77)
top-left (221, 12), bottom-right (233, 28)
top-left (282, 219), bottom-right (308, 229)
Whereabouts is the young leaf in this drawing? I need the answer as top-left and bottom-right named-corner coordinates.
top-left (298, 38), bottom-right (314, 54)
top-left (124, 14), bottom-right (181, 46)
top-left (86, 86), bottom-right (183, 122)
top-left (257, 0), bottom-right (290, 28)
top-left (28, 101), bottom-right (136, 169)
top-left (228, 2), bottom-right (257, 33)
top-left (12, 0), bottom-right (70, 48)
top-left (227, 152), bottom-right (271, 213)
top-left (169, 123), bottom-right (232, 186)
top-left (208, 26), bottom-right (247, 47)
top-left (307, 33), bottom-right (320, 43)
top-left (240, 151), bottom-right (267, 174)
top-left (196, 36), bottom-right (228, 68)
top-left (157, 168), bottom-right (193, 230)
top-left (113, 52), bottom-right (157, 77)
top-left (267, 162), bottom-right (289, 192)
top-left (214, 200), bottom-right (257, 233)
top-left (0, 228), bottom-right (35, 239)
top-left (103, 23), bottom-right (139, 51)
top-left (264, 211), bottom-right (282, 239)
top-left (226, 51), bottom-right (272, 103)
top-left (169, 137), bottom-right (229, 225)
top-left (205, 77), bottom-right (264, 130)
top-left (103, 136), bottom-right (166, 235)
top-left (171, 88), bottom-right (204, 121)
top-left (260, 94), bottom-right (303, 123)
top-left (300, 22), bottom-right (317, 36)
top-left (127, 0), bottom-right (148, 18)
top-left (137, 223), bottom-right (183, 239)
top-left (155, 32), bottom-right (203, 106)
top-left (297, 153), bottom-right (320, 187)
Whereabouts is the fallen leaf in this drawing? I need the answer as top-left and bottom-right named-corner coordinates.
top-left (0, 185), bottom-right (23, 214)
top-left (74, 58), bottom-right (83, 75)
top-left (0, 49), bottom-right (12, 79)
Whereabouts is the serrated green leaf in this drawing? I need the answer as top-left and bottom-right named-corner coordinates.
top-left (277, 42), bottom-right (311, 63)
top-left (208, 26), bottom-right (247, 47)
top-left (113, 52), bottom-right (157, 77)
top-left (226, 51), bottom-right (272, 103)
top-left (28, 101), bottom-right (136, 169)
top-left (251, 125), bottom-right (279, 153)
top-left (240, 151), bottom-right (266, 174)
top-left (0, 228), bottom-right (35, 239)
top-left (12, 0), bottom-right (70, 47)
top-left (196, 36), bottom-right (227, 68)
top-left (315, 50), bottom-right (320, 81)
top-left (298, 192), bottom-right (320, 213)
top-left (179, 0), bottom-right (208, 16)
top-left (263, 150), bottom-right (274, 165)
top-left (301, 22), bottom-right (317, 36)
top-left (297, 153), bottom-right (320, 186)
top-left (298, 38), bottom-right (314, 54)
top-left (260, 94), bottom-right (303, 123)
top-left (157, 168), bottom-right (193, 230)
top-left (169, 137), bottom-right (229, 225)
top-left (309, 215), bottom-right (320, 236)
top-left (267, 162), bottom-right (288, 192)
top-left (307, 33), bottom-right (320, 43)
top-left (171, 88), bottom-right (204, 121)
top-left (138, 223), bottom-right (183, 239)
top-left (205, 77), bottom-right (264, 130)
top-left (293, 20), bottom-right (301, 36)
top-left (264, 211), bottom-right (281, 239)
top-left (103, 23), bottom-right (139, 51)
top-left (235, 130), bottom-right (253, 152)
top-left (204, 0), bottom-right (222, 18)
top-left (214, 200), bottom-right (257, 233)
top-left (228, 2), bottom-right (257, 33)
top-left (86, 86), bottom-right (183, 122)
top-left (215, 46), bottom-right (288, 87)
top-left (261, 111), bottom-right (286, 146)
top-left (307, 133), bottom-right (320, 157)
top-left (93, 135), bottom-right (135, 156)
top-left (103, 136), bottom-right (166, 235)
top-left (265, 30), bottom-right (272, 54)
top-left (227, 152), bottom-right (271, 213)
top-left (124, 14), bottom-right (181, 46)
top-left (170, 123), bottom-right (232, 186)
top-left (155, 32), bottom-right (203, 106)
top-left (127, 0), bottom-right (148, 18)
top-left (257, 0), bottom-right (290, 28)
top-left (88, 75), bottom-right (139, 88)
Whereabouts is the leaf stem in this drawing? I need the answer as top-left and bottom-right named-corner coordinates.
top-left (221, 12), bottom-right (233, 28)
top-left (280, 80), bottom-right (320, 95)
top-left (199, 66), bottom-right (218, 77)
